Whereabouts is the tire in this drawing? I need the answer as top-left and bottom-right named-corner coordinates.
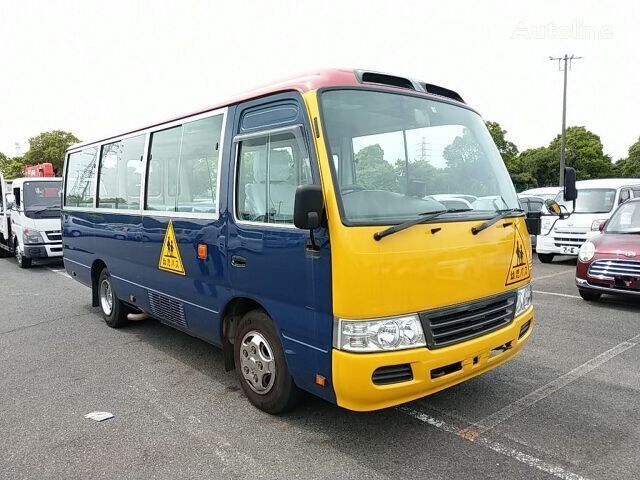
top-left (579, 289), bottom-right (601, 301)
top-left (15, 246), bottom-right (32, 269)
top-left (234, 309), bottom-right (301, 414)
top-left (97, 268), bottom-right (128, 328)
top-left (537, 253), bottom-right (555, 264)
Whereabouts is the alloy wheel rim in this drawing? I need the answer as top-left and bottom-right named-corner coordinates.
top-left (239, 330), bottom-right (276, 394)
top-left (99, 279), bottom-right (113, 316)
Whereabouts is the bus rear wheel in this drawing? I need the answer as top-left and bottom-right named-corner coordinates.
top-left (234, 309), bottom-right (301, 414)
top-left (537, 253), bottom-right (555, 263)
top-left (98, 268), bottom-right (128, 328)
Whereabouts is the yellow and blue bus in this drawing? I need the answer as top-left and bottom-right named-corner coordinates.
top-left (62, 69), bottom-right (547, 413)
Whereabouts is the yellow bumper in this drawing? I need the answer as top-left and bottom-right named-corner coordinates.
top-left (332, 308), bottom-right (534, 411)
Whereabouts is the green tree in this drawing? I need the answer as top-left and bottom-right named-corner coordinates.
top-left (0, 153), bottom-right (27, 179)
top-left (548, 126), bottom-right (613, 180)
top-left (615, 136), bottom-right (640, 177)
top-left (516, 147), bottom-right (557, 187)
top-left (354, 144), bottom-right (400, 192)
top-left (485, 121), bottom-right (519, 168)
top-left (23, 130), bottom-right (80, 175)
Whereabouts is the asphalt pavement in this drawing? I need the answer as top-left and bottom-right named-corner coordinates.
top-left (1, 254), bottom-right (639, 480)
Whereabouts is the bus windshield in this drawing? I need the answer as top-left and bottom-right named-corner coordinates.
top-left (319, 89), bottom-right (518, 225)
top-left (556, 188), bottom-right (616, 214)
top-left (23, 181), bottom-right (62, 219)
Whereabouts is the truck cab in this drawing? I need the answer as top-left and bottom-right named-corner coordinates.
top-left (0, 176), bottom-right (63, 268)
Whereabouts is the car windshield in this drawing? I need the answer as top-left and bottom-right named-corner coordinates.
top-left (320, 90), bottom-right (518, 225)
top-left (605, 201), bottom-right (640, 234)
top-left (556, 188), bottom-right (616, 214)
top-left (24, 181), bottom-right (62, 219)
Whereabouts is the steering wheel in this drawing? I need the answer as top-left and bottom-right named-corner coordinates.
top-left (340, 185), bottom-right (365, 195)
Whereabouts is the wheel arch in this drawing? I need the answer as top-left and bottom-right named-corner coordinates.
top-left (220, 296), bottom-right (269, 371)
top-left (90, 259), bottom-right (107, 307)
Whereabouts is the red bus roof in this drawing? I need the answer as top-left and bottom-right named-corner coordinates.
top-left (68, 69), bottom-right (464, 151)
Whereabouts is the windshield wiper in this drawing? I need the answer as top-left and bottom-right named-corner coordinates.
top-left (471, 208), bottom-right (525, 235)
top-left (374, 208), bottom-right (473, 241)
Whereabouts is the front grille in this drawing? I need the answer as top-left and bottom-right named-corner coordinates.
top-left (45, 230), bottom-right (62, 241)
top-left (148, 291), bottom-right (187, 328)
top-left (372, 364), bottom-right (413, 385)
top-left (419, 292), bottom-right (517, 349)
top-left (588, 259), bottom-right (640, 280)
top-left (552, 229), bottom-right (588, 248)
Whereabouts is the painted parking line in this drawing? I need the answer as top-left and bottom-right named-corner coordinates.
top-left (397, 406), bottom-right (588, 480)
top-left (472, 332), bottom-right (640, 434)
top-left (534, 290), bottom-right (581, 299)
top-left (533, 269), bottom-right (575, 281)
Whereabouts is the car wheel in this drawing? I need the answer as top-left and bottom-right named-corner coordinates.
top-left (16, 246), bottom-right (32, 269)
top-left (234, 309), bottom-right (301, 414)
top-left (579, 289), bottom-right (601, 301)
top-left (98, 268), bottom-right (129, 328)
top-left (537, 253), bottom-right (554, 263)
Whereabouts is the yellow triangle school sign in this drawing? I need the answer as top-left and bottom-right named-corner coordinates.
top-left (158, 219), bottom-right (185, 275)
top-left (505, 225), bottom-right (530, 286)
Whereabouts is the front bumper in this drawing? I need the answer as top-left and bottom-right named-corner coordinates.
top-left (536, 231), bottom-right (596, 255)
top-left (576, 277), bottom-right (640, 297)
top-left (24, 243), bottom-right (63, 258)
top-left (332, 308), bottom-right (533, 411)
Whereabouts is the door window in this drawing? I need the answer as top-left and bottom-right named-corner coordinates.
top-left (236, 128), bottom-right (312, 224)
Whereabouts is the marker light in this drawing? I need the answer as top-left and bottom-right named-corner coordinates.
top-left (578, 241), bottom-right (596, 262)
top-left (334, 314), bottom-right (426, 352)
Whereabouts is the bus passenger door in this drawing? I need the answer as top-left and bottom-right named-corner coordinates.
top-left (227, 118), bottom-right (334, 401)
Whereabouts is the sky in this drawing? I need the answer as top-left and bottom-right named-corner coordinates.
top-left (1, 0), bottom-right (638, 162)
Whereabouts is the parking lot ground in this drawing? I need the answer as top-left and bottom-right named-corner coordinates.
top-left (1, 256), bottom-right (640, 479)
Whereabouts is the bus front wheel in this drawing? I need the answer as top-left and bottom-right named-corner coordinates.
top-left (234, 309), bottom-right (301, 414)
top-left (98, 268), bottom-right (128, 328)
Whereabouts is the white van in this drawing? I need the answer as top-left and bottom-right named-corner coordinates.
top-left (519, 186), bottom-right (561, 201)
top-left (536, 178), bottom-right (640, 263)
top-left (0, 175), bottom-right (63, 268)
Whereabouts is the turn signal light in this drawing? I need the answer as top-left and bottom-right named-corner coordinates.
top-left (197, 244), bottom-right (208, 259)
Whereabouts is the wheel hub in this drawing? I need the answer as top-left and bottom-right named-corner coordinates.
top-left (99, 279), bottom-right (113, 316)
top-left (239, 331), bottom-right (276, 394)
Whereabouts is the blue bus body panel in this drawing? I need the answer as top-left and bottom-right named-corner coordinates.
top-left (62, 93), bottom-right (336, 405)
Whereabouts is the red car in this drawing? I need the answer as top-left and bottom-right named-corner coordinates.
top-left (576, 198), bottom-right (640, 301)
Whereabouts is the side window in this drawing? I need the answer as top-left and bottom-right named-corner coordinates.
top-left (97, 134), bottom-right (145, 209)
top-left (146, 114), bottom-right (223, 213)
top-left (619, 188), bottom-right (631, 204)
top-left (236, 128), bottom-right (312, 224)
top-left (65, 147), bottom-right (98, 207)
top-left (147, 126), bottom-right (181, 211)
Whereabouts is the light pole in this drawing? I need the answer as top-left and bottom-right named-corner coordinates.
top-left (549, 54), bottom-right (582, 187)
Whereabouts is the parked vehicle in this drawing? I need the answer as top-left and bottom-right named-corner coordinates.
top-left (62, 69), bottom-right (560, 413)
top-left (518, 195), bottom-right (545, 249)
top-left (0, 174), bottom-right (63, 267)
top-left (536, 179), bottom-right (640, 263)
top-left (519, 186), bottom-right (561, 202)
top-left (576, 198), bottom-right (640, 300)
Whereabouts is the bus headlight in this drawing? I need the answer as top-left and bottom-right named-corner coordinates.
top-left (578, 241), bottom-right (596, 262)
top-left (515, 284), bottom-right (532, 317)
top-left (334, 314), bottom-right (426, 352)
top-left (23, 228), bottom-right (43, 244)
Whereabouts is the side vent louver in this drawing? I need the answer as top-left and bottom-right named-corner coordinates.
top-left (148, 291), bottom-right (187, 328)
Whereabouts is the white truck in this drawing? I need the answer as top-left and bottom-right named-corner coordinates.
top-left (536, 178), bottom-right (640, 263)
top-left (0, 173), bottom-right (63, 268)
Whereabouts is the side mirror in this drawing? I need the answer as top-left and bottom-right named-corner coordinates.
top-left (5, 193), bottom-right (15, 209)
top-left (598, 220), bottom-right (607, 232)
top-left (563, 167), bottom-right (577, 201)
top-left (294, 184), bottom-right (324, 230)
top-left (545, 199), bottom-right (562, 216)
